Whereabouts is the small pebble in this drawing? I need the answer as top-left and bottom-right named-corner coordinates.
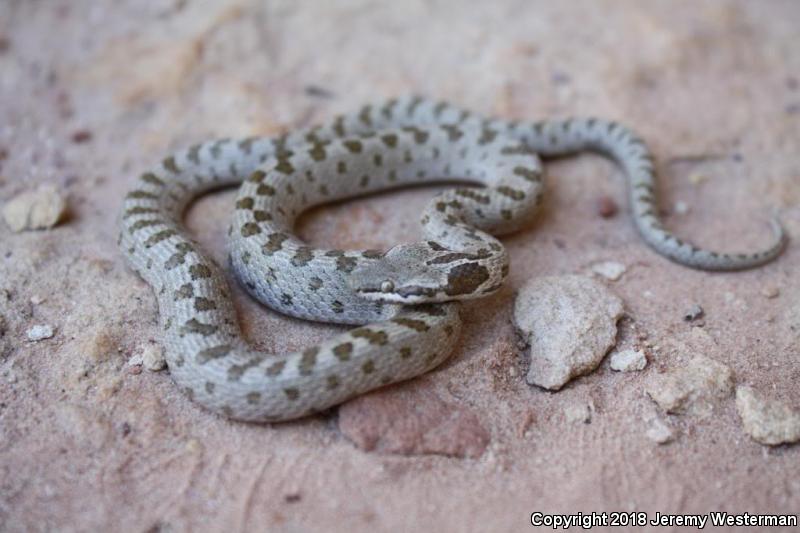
top-left (673, 200), bottom-right (690, 215)
top-left (596, 196), bottom-right (618, 218)
top-left (30, 294), bottom-right (46, 305)
top-left (185, 438), bottom-right (204, 454)
top-left (2, 184), bottom-right (67, 232)
top-left (646, 418), bottom-right (675, 444)
top-left (26, 324), bottom-right (55, 341)
top-left (591, 261), bottom-right (627, 281)
top-left (683, 304), bottom-right (704, 322)
top-left (761, 286), bottom-right (780, 299)
top-left (564, 402), bottom-right (593, 424)
top-left (688, 172), bottom-right (708, 185)
top-left (609, 349), bottom-right (647, 372)
top-left (141, 344), bottom-right (166, 371)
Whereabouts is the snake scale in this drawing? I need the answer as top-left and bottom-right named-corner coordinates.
top-left (118, 96), bottom-right (786, 422)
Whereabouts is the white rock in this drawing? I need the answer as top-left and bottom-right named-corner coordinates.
top-left (645, 355), bottom-right (733, 416)
top-left (127, 354), bottom-right (144, 367)
top-left (736, 386), bottom-right (800, 446)
top-left (2, 184), bottom-right (67, 232)
top-left (610, 349), bottom-right (647, 372)
top-left (514, 275), bottom-right (624, 390)
top-left (673, 200), bottom-right (690, 215)
top-left (141, 344), bottom-right (166, 371)
top-left (646, 418), bottom-right (675, 444)
top-left (564, 401), bottom-right (594, 424)
top-left (26, 324), bottom-right (55, 341)
top-left (591, 261), bottom-right (627, 281)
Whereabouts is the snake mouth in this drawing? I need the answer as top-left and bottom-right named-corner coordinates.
top-left (357, 284), bottom-right (441, 303)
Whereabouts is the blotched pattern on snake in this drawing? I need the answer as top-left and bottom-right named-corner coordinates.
top-left (118, 96), bottom-right (786, 422)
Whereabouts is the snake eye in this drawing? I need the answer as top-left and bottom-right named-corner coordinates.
top-left (380, 280), bottom-right (395, 293)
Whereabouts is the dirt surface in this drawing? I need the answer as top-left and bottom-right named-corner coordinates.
top-left (1, 1), bottom-right (799, 531)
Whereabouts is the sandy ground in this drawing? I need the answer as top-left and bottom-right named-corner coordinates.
top-left (1, 1), bottom-right (799, 531)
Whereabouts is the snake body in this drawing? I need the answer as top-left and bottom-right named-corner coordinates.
top-left (119, 96), bottom-right (786, 422)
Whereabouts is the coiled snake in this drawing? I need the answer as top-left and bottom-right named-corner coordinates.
top-left (118, 96), bottom-right (786, 422)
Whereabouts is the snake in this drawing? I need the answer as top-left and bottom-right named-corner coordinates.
top-left (118, 96), bottom-right (787, 422)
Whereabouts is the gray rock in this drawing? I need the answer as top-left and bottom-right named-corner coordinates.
top-left (736, 386), bottom-right (800, 446)
top-left (141, 344), bottom-right (166, 371)
top-left (683, 304), bottom-right (704, 322)
top-left (609, 349), bottom-right (647, 372)
top-left (645, 355), bottom-right (733, 416)
top-left (26, 324), bottom-right (55, 341)
top-left (514, 275), bottom-right (624, 390)
top-left (645, 417), bottom-right (675, 444)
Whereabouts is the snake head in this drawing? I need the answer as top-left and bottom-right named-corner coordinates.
top-left (350, 241), bottom-right (495, 304)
